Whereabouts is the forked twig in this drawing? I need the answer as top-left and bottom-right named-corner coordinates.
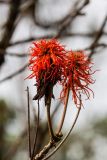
top-left (26, 86), bottom-right (32, 159)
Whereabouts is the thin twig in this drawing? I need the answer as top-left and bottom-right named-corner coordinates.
top-left (26, 86), bottom-right (32, 159)
top-left (33, 0), bottom-right (88, 30)
top-left (8, 31), bottom-right (107, 47)
top-left (55, 0), bottom-right (90, 38)
top-left (31, 100), bottom-right (40, 160)
top-left (3, 39), bottom-right (107, 58)
top-left (90, 16), bottom-right (107, 48)
top-left (0, 63), bottom-right (28, 84)
top-left (56, 88), bottom-right (70, 135)
top-left (6, 53), bottom-right (30, 57)
top-left (85, 43), bottom-right (107, 51)
top-left (88, 15), bottom-right (107, 59)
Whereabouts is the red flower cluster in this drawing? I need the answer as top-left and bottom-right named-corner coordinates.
top-left (28, 39), bottom-right (67, 100)
top-left (27, 39), bottom-right (95, 107)
top-left (61, 51), bottom-right (95, 107)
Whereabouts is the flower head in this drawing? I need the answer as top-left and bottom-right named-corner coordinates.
top-left (61, 50), bottom-right (95, 107)
top-left (28, 39), bottom-right (67, 100)
top-left (27, 39), bottom-right (96, 107)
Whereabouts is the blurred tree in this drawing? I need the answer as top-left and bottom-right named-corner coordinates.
top-left (0, 100), bottom-right (15, 159)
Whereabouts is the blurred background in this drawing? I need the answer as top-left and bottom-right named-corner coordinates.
top-left (0, 0), bottom-right (107, 160)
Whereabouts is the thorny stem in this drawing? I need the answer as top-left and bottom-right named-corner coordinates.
top-left (27, 86), bottom-right (32, 159)
top-left (56, 88), bottom-right (70, 135)
top-left (43, 107), bottom-right (81, 160)
top-left (31, 100), bottom-right (40, 160)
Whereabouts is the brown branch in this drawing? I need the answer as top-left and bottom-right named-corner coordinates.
top-left (88, 15), bottom-right (107, 59)
top-left (0, 0), bottom-right (21, 66)
top-left (9, 31), bottom-right (107, 47)
top-left (55, 0), bottom-right (90, 38)
top-left (32, 0), bottom-right (88, 29)
top-left (7, 0), bottom-right (90, 48)
top-left (85, 43), bottom-right (107, 51)
top-left (6, 40), bottom-right (107, 58)
top-left (6, 53), bottom-right (30, 57)
top-left (94, 43), bottom-right (107, 48)
top-left (0, 63), bottom-right (28, 84)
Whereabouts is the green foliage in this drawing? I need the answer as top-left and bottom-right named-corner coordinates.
top-left (93, 117), bottom-right (107, 137)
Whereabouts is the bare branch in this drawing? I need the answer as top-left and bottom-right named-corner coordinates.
top-left (0, 0), bottom-right (21, 66)
top-left (85, 43), bottom-right (107, 51)
top-left (88, 15), bottom-right (107, 58)
top-left (6, 40), bottom-right (107, 59)
top-left (0, 63), bottom-right (28, 84)
top-left (9, 31), bottom-right (107, 47)
top-left (55, 0), bottom-right (90, 38)
top-left (32, 0), bottom-right (89, 29)
top-left (6, 53), bottom-right (30, 57)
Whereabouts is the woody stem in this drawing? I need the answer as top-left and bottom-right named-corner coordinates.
top-left (56, 88), bottom-right (70, 135)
